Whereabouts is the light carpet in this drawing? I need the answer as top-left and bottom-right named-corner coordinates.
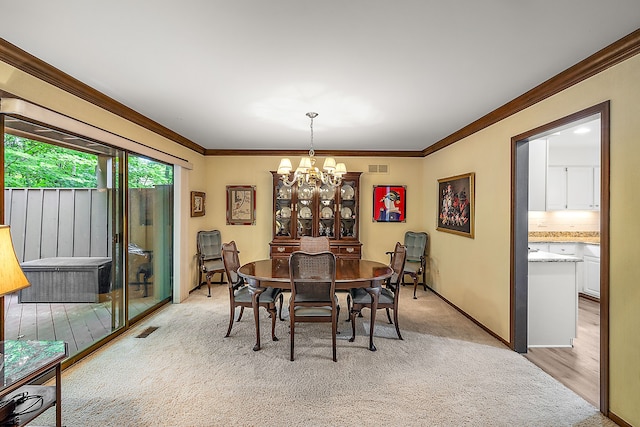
top-left (38, 285), bottom-right (613, 427)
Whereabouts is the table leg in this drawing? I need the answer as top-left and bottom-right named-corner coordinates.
top-left (247, 279), bottom-right (265, 351)
top-left (365, 282), bottom-right (382, 351)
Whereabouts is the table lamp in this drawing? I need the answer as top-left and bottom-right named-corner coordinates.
top-left (0, 225), bottom-right (32, 369)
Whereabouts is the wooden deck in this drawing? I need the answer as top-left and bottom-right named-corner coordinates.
top-left (3, 288), bottom-right (159, 358)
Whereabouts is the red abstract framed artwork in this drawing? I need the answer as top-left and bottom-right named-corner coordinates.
top-left (372, 185), bottom-right (406, 222)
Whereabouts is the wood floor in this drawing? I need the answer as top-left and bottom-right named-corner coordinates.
top-left (3, 288), bottom-right (159, 358)
top-left (524, 296), bottom-right (600, 408)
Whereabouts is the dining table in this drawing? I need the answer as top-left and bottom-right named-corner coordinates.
top-left (238, 257), bottom-right (393, 352)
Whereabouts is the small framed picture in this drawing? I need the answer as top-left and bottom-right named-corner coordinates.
top-left (437, 172), bottom-right (475, 238)
top-left (191, 191), bottom-right (205, 217)
top-left (373, 185), bottom-right (406, 222)
top-left (226, 185), bottom-right (256, 225)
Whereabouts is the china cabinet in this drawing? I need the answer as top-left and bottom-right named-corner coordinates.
top-left (270, 171), bottom-right (362, 259)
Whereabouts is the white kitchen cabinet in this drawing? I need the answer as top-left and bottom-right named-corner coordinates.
top-left (528, 259), bottom-right (579, 347)
top-left (546, 166), bottom-right (599, 210)
top-left (528, 139), bottom-right (547, 211)
top-left (593, 167), bottom-right (601, 209)
top-left (582, 244), bottom-right (600, 298)
top-left (567, 167), bottom-right (596, 209)
top-left (546, 166), bottom-right (568, 210)
top-left (528, 242), bottom-right (549, 252)
top-left (548, 243), bottom-right (577, 255)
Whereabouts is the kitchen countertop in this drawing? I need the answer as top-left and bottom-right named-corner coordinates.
top-left (528, 250), bottom-right (583, 262)
top-left (528, 231), bottom-right (599, 245)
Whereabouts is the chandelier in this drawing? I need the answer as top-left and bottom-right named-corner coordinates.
top-left (277, 112), bottom-right (347, 188)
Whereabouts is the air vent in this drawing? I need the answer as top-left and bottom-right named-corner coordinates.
top-left (368, 164), bottom-right (389, 174)
top-left (136, 326), bottom-right (159, 338)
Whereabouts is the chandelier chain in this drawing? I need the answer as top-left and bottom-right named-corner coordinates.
top-left (277, 111), bottom-right (345, 188)
top-left (308, 112), bottom-right (315, 157)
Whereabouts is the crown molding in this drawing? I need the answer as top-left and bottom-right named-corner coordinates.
top-left (2, 29), bottom-right (639, 159)
top-left (204, 148), bottom-right (424, 157)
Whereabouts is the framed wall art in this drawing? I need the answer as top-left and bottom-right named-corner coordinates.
top-left (226, 185), bottom-right (256, 225)
top-left (190, 191), bottom-right (205, 217)
top-left (437, 172), bottom-right (475, 238)
top-left (373, 185), bottom-right (406, 222)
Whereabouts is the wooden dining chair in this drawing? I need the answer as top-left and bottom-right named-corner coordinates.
top-left (299, 236), bottom-right (330, 253)
top-left (222, 241), bottom-right (283, 340)
top-left (197, 229), bottom-right (226, 297)
top-left (348, 242), bottom-right (407, 341)
top-left (288, 251), bottom-right (340, 362)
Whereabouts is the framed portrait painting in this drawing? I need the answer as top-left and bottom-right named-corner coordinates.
top-left (437, 173), bottom-right (474, 238)
top-left (373, 185), bottom-right (406, 222)
top-left (190, 191), bottom-right (205, 217)
top-left (226, 185), bottom-right (256, 225)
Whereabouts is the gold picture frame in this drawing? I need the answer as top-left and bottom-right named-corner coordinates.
top-left (191, 191), bottom-right (205, 217)
top-left (437, 172), bottom-right (475, 238)
top-left (226, 185), bottom-right (256, 225)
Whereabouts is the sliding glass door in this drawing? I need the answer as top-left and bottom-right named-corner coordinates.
top-left (2, 115), bottom-right (173, 361)
top-left (127, 155), bottom-right (173, 321)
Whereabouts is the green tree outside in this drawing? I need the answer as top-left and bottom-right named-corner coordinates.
top-left (4, 135), bottom-right (173, 188)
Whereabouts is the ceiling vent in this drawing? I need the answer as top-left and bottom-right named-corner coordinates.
top-left (368, 164), bottom-right (389, 174)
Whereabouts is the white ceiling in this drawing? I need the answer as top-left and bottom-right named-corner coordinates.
top-left (2, 1), bottom-right (639, 153)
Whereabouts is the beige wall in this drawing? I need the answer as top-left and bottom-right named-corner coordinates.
top-left (198, 156), bottom-right (426, 264)
top-left (2, 51), bottom-right (640, 424)
top-left (423, 55), bottom-right (640, 424)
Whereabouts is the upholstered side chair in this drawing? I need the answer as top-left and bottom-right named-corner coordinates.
top-left (401, 231), bottom-right (428, 299)
top-left (196, 230), bottom-right (226, 297)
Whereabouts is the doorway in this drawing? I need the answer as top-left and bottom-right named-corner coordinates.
top-left (510, 102), bottom-right (610, 412)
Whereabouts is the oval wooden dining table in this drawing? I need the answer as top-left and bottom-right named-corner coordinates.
top-left (238, 257), bottom-right (393, 352)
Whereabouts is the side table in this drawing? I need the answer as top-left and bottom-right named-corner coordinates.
top-left (0, 341), bottom-right (68, 427)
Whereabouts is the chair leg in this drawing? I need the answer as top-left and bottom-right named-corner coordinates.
top-left (393, 308), bottom-right (403, 340)
top-left (345, 294), bottom-right (351, 322)
top-left (385, 307), bottom-right (393, 324)
top-left (237, 306), bottom-right (244, 322)
top-left (413, 275), bottom-right (418, 299)
top-left (422, 269), bottom-right (427, 291)
top-left (225, 305), bottom-right (235, 337)
top-left (269, 305), bottom-right (278, 342)
top-left (332, 312), bottom-right (337, 362)
top-left (278, 294), bottom-right (284, 321)
top-left (290, 312), bottom-right (295, 361)
top-left (349, 309), bottom-right (358, 342)
top-left (206, 274), bottom-right (212, 297)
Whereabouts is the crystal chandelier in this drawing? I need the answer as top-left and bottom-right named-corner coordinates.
top-left (277, 112), bottom-right (347, 188)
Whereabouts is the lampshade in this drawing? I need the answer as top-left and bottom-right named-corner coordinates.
top-left (0, 225), bottom-right (31, 296)
top-left (298, 157), bottom-right (312, 170)
top-left (334, 162), bottom-right (347, 176)
top-left (323, 157), bottom-right (336, 171)
top-left (277, 158), bottom-right (293, 174)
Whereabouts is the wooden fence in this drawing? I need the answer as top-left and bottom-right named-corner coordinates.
top-left (4, 188), bottom-right (110, 262)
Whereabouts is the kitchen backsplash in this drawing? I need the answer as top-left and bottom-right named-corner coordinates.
top-left (528, 210), bottom-right (600, 232)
